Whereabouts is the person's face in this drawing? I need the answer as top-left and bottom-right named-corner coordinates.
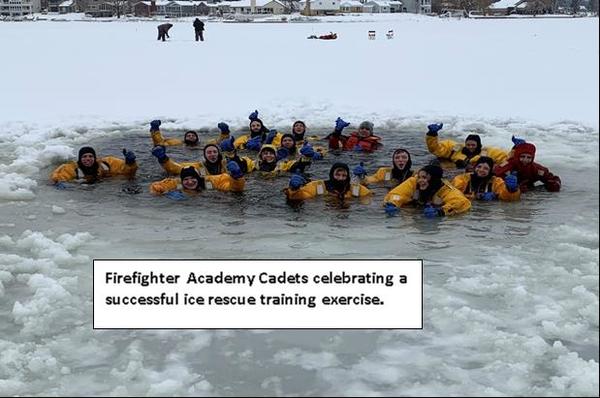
top-left (417, 171), bottom-right (431, 190)
top-left (519, 153), bottom-right (533, 164)
top-left (281, 137), bottom-right (295, 149)
top-left (465, 140), bottom-right (478, 153)
top-left (182, 176), bottom-right (198, 190)
top-left (185, 132), bottom-right (198, 144)
top-left (261, 150), bottom-right (276, 163)
top-left (293, 123), bottom-right (305, 134)
top-left (333, 168), bottom-right (348, 181)
top-left (474, 163), bottom-right (491, 178)
top-left (393, 152), bottom-right (410, 169)
top-left (250, 121), bottom-right (262, 133)
top-left (358, 127), bottom-right (371, 138)
top-left (80, 153), bottom-right (95, 167)
top-left (205, 146), bottom-right (219, 163)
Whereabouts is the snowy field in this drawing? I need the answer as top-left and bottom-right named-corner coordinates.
top-left (0, 14), bottom-right (598, 396)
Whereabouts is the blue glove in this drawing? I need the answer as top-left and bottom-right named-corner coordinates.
top-left (353, 144), bottom-right (363, 152)
top-left (164, 190), bottom-right (187, 201)
top-left (427, 123), bottom-right (443, 135)
top-left (479, 192), bottom-right (497, 201)
top-left (511, 135), bottom-right (526, 146)
top-left (353, 162), bottom-right (367, 178)
top-left (335, 117), bottom-right (350, 132)
top-left (220, 136), bottom-right (235, 152)
top-left (245, 136), bottom-right (262, 151)
top-left (289, 174), bottom-right (307, 190)
top-left (248, 109), bottom-right (259, 121)
top-left (217, 122), bottom-right (230, 134)
top-left (423, 206), bottom-right (443, 218)
top-left (299, 143), bottom-right (315, 158)
top-left (122, 148), bottom-right (136, 165)
top-left (504, 173), bottom-right (518, 192)
top-left (311, 151), bottom-right (323, 161)
top-left (276, 147), bottom-right (289, 161)
top-left (265, 129), bottom-right (277, 144)
top-left (151, 145), bottom-right (168, 163)
top-left (54, 182), bottom-right (68, 190)
top-left (227, 160), bottom-right (244, 179)
top-left (150, 119), bottom-right (161, 131)
top-left (384, 203), bottom-right (399, 216)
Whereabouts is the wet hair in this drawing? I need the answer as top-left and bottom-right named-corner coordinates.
top-left (180, 166), bottom-right (205, 191)
top-left (183, 130), bottom-right (199, 146)
top-left (77, 146), bottom-right (99, 179)
top-left (391, 148), bottom-right (413, 183)
top-left (325, 162), bottom-right (351, 194)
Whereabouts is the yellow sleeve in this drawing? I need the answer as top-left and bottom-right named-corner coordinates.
top-left (151, 130), bottom-right (182, 146)
top-left (364, 167), bottom-right (389, 185)
top-left (484, 146), bottom-right (509, 165)
top-left (50, 162), bottom-right (78, 183)
top-left (384, 177), bottom-right (418, 207)
top-left (205, 174), bottom-right (245, 192)
top-left (426, 135), bottom-right (459, 160)
top-left (234, 135), bottom-right (249, 149)
top-left (278, 159), bottom-right (301, 172)
top-left (100, 156), bottom-right (137, 178)
top-left (285, 180), bottom-right (324, 201)
top-left (438, 183), bottom-right (471, 216)
top-left (150, 178), bottom-right (178, 195)
top-left (355, 184), bottom-right (372, 197)
top-left (492, 176), bottom-right (520, 202)
top-left (270, 133), bottom-right (283, 147)
top-left (451, 173), bottom-right (470, 194)
top-left (161, 159), bottom-right (204, 176)
top-left (242, 157), bottom-right (256, 173)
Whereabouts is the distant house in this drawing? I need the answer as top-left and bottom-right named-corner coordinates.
top-left (339, 0), bottom-right (363, 12)
top-left (132, 0), bottom-right (169, 16)
top-left (388, 0), bottom-right (402, 12)
top-left (58, 0), bottom-right (76, 13)
top-left (85, 0), bottom-right (116, 16)
top-left (164, 0), bottom-right (209, 16)
top-left (0, 0), bottom-right (41, 16)
top-left (487, 0), bottom-right (524, 14)
top-left (228, 0), bottom-right (286, 14)
top-left (365, 0), bottom-right (390, 12)
top-left (298, 0), bottom-right (340, 15)
top-left (401, 0), bottom-right (430, 13)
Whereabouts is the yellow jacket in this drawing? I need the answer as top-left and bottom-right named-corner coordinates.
top-left (234, 132), bottom-right (283, 149)
top-left (425, 135), bottom-right (508, 165)
top-left (160, 157), bottom-right (255, 176)
top-left (285, 181), bottom-right (372, 201)
top-left (151, 129), bottom-right (182, 146)
top-left (451, 173), bottom-right (520, 202)
top-left (50, 157), bottom-right (137, 183)
top-left (384, 176), bottom-right (471, 216)
top-left (150, 173), bottom-right (245, 195)
top-left (363, 167), bottom-right (414, 186)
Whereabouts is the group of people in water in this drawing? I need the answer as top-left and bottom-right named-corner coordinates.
top-left (50, 110), bottom-right (562, 218)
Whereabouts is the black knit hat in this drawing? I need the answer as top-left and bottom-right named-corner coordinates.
top-left (421, 164), bottom-right (443, 180)
top-left (180, 166), bottom-right (201, 182)
top-left (475, 156), bottom-right (494, 170)
top-left (78, 147), bottom-right (96, 160)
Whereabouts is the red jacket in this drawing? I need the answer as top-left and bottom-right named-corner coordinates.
top-left (328, 131), bottom-right (382, 152)
top-left (493, 143), bottom-right (561, 192)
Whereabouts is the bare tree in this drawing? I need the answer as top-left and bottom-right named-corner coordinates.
top-left (570, 0), bottom-right (580, 12)
top-left (110, 0), bottom-right (128, 17)
top-left (589, 0), bottom-right (599, 13)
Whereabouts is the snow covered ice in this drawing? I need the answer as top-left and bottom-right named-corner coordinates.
top-left (0, 13), bottom-right (598, 396)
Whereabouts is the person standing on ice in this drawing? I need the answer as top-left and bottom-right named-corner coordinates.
top-left (326, 118), bottom-right (382, 152)
top-left (50, 146), bottom-right (137, 189)
top-left (157, 23), bottom-right (173, 42)
top-left (149, 120), bottom-right (200, 148)
top-left (425, 123), bottom-right (508, 169)
top-left (193, 18), bottom-right (205, 42)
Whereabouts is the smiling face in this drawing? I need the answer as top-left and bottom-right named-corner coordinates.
top-left (358, 127), bottom-right (371, 138)
top-left (464, 140), bottom-right (478, 153)
top-left (474, 162), bottom-right (491, 178)
top-left (417, 170), bottom-right (431, 190)
top-left (80, 153), bottom-right (95, 167)
top-left (261, 150), bottom-right (276, 163)
top-left (519, 153), bottom-right (533, 165)
top-left (204, 146), bottom-right (219, 163)
top-left (293, 122), bottom-right (305, 135)
top-left (281, 137), bottom-right (295, 149)
top-left (393, 151), bottom-right (410, 169)
top-left (250, 121), bottom-right (263, 133)
top-left (182, 176), bottom-right (199, 190)
top-left (333, 168), bottom-right (348, 181)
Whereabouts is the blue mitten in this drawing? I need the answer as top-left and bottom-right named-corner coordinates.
top-left (220, 136), bottom-right (235, 153)
top-left (218, 122), bottom-right (230, 134)
top-left (312, 151), bottom-right (323, 160)
top-left (55, 182), bottom-right (68, 190)
top-left (245, 136), bottom-right (262, 151)
top-left (423, 206), bottom-right (443, 218)
top-left (504, 173), bottom-right (518, 192)
top-left (511, 135), bottom-right (526, 146)
top-left (479, 192), bottom-right (497, 201)
top-left (427, 123), bottom-right (443, 136)
top-left (289, 174), bottom-right (307, 190)
top-left (150, 119), bottom-right (161, 131)
top-left (335, 117), bottom-right (350, 132)
top-left (151, 145), bottom-right (168, 163)
top-left (265, 129), bottom-right (277, 144)
top-left (384, 203), bottom-right (399, 216)
top-left (164, 190), bottom-right (187, 201)
top-left (276, 147), bottom-right (289, 161)
top-left (122, 148), bottom-right (136, 165)
top-left (248, 109), bottom-right (259, 121)
top-left (352, 162), bottom-right (367, 178)
top-left (227, 160), bottom-right (244, 179)
top-left (299, 143), bottom-right (315, 158)
top-left (353, 144), bottom-right (363, 152)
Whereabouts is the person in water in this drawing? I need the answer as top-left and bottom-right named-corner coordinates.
top-left (149, 120), bottom-right (200, 147)
top-left (150, 162), bottom-right (245, 200)
top-left (352, 148), bottom-right (414, 188)
top-left (326, 117), bottom-right (382, 152)
top-left (284, 162), bottom-right (371, 201)
top-left (493, 138), bottom-right (561, 192)
top-left (50, 146), bottom-right (137, 189)
top-left (151, 144), bottom-right (240, 176)
top-left (233, 110), bottom-right (282, 151)
top-left (425, 123), bottom-right (508, 169)
top-left (383, 164), bottom-right (471, 217)
top-left (255, 144), bottom-right (313, 175)
top-left (451, 156), bottom-right (520, 201)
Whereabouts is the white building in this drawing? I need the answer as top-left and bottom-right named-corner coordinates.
top-left (298, 0), bottom-right (340, 15)
top-left (227, 0), bottom-right (287, 14)
top-left (0, 0), bottom-right (41, 16)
